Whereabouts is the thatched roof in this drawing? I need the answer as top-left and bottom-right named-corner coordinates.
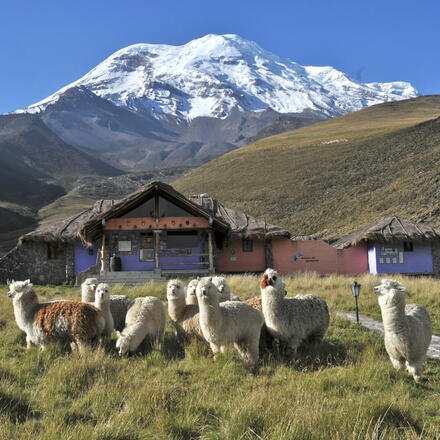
top-left (21, 181), bottom-right (291, 245)
top-left (78, 181), bottom-right (230, 244)
top-left (332, 216), bottom-right (440, 249)
top-left (189, 196), bottom-right (291, 240)
top-left (20, 200), bottom-right (118, 243)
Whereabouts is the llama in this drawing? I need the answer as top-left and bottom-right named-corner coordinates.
top-left (167, 279), bottom-right (204, 343)
top-left (115, 296), bottom-right (166, 356)
top-left (81, 278), bottom-right (98, 303)
top-left (8, 280), bottom-right (105, 353)
top-left (94, 283), bottom-right (114, 339)
top-left (109, 295), bottom-right (134, 332)
top-left (212, 276), bottom-right (232, 302)
top-left (186, 279), bottom-right (199, 305)
top-left (260, 269), bottom-right (329, 355)
top-left (374, 278), bottom-right (432, 382)
top-left (196, 277), bottom-right (264, 368)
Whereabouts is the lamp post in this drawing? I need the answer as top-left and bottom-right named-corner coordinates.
top-left (350, 281), bottom-right (361, 324)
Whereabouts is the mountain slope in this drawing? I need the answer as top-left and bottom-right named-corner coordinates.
top-left (173, 96), bottom-right (440, 239)
top-left (10, 34), bottom-right (418, 170)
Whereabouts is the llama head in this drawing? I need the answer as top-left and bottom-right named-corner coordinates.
top-left (186, 279), bottom-right (199, 303)
top-left (212, 276), bottom-right (231, 301)
top-left (82, 278), bottom-right (98, 295)
top-left (195, 277), bottom-right (218, 304)
top-left (167, 279), bottom-right (184, 300)
top-left (7, 279), bottom-right (33, 300)
top-left (95, 283), bottom-right (110, 301)
top-left (374, 279), bottom-right (406, 307)
top-left (260, 269), bottom-right (286, 294)
top-left (374, 279), bottom-right (405, 295)
top-left (115, 331), bottom-right (130, 356)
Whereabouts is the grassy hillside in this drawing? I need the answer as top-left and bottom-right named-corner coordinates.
top-left (174, 96), bottom-right (440, 239)
top-left (0, 274), bottom-right (439, 439)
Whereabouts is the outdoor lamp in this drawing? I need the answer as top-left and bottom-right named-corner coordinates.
top-left (350, 281), bottom-right (361, 324)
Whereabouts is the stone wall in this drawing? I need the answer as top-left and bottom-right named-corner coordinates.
top-left (0, 241), bottom-right (75, 285)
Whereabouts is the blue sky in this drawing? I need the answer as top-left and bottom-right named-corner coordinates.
top-left (0, 0), bottom-right (438, 114)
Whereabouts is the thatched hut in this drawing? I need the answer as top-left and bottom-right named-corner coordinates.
top-left (332, 216), bottom-right (440, 274)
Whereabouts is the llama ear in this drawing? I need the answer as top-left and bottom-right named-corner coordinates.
top-left (197, 276), bottom-right (200, 281)
top-left (260, 273), bottom-right (272, 289)
top-left (116, 331), bottom-right (121, 338)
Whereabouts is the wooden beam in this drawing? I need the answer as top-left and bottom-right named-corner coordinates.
top-left (208, 229), bottom-right (214, 273)
top-left (155, 231), bottom-right (160, 270)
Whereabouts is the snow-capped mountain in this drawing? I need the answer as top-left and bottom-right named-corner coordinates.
top-left (16, 34), bottom-right (419, 120)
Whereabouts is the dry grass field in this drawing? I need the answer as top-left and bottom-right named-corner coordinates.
top-left (0, 273), bottom-right (439, 439)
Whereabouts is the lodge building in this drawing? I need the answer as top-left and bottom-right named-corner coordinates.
top-left (1, 181), bottom-right (439, 285)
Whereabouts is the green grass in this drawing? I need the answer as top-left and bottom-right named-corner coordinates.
top-left (1, 274), bottom-right (440, 439)
top-left (174, 95), bottom-right (440, 239)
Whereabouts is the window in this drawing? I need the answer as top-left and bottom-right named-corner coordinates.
top-left (403, 242), bottom-right (414, 252)
top-left (118, 241), bottom-right (132, 252)
top-left (167, 231), bottom-right (199, 248)
top-left (47, 243), bottom-right (65, 260)
top-left (242, 238), bottom-right (253, 252)
top-left (121, 198), bottom-right (155, 218)
top-left (159, 196), bottom-right (193, 217)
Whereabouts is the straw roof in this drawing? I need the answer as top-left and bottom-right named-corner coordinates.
top-left (332, 216), bottom-right (440, 249)
top-left (20, 200), bottom-right (118, 244)
top-left (78, 181), bottom-right (229, 244)
top-left (189, 196), bottom-right (291, 240)
top-left (20, 181), bottom-right (291, 245)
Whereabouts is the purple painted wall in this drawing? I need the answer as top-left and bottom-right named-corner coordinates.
top-left (74, 240), bottom-right (99, 275)
top-left (117, 255), bottom-right (156, 271)
top-left (369, 241), bottom-right (433, 274)
top-left (111, 232), bottom-right (207, 272)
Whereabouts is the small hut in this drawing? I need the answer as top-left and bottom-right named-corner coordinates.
top-left (332, 216), bottom-right (440, 275)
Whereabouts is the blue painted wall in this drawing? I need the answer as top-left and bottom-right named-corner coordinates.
top-left (368, 241), bottom-right (433, 274)
top-left (74, 240), bottom-right (99, 275)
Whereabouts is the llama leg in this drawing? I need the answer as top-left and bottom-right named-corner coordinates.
top-left (75, 340), bottom-right (88, 355)
top-left (233, 341), bottom-right (248, 362)
top-left (287, 336), bottom-right (300, 357)
top-left (209, 343), bottom-right (221, 359)
top-left (406, 358), bottom-right (426, 382)
top-left (389, 356), bottom-right (405, 372)
top-left (246, 337), bottom-right (260, 369)
top-left (26, 335), bottom-right (34, 349)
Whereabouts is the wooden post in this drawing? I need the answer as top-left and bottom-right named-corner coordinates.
top-left (155, 230), bottom-right (160, 270)
top-left (264, 238), bottom-right (273, 269)
top-left (100, 233), bottom-right (106, 272)
top-left (208, 229), bottom-right (214, 273)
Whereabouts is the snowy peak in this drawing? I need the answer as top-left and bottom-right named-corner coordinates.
top-left (15, 34), bottom-right (419, 119)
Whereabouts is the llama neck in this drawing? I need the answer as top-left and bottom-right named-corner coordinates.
top-left (13, 290), bottom-right (40, 331)
top-left (168, 295), bottom-right (186, 321)
top-left (261, 287), bottom-right (284, 315)
top-left (380, 296), bottom-right (408, 334)
top-left (198, 296), bottom-right (222, 333)
top-left (95, 299), bottom-right (113, 323)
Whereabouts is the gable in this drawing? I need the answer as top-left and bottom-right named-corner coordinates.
top-left (120, 195), bottom-right (195, 219)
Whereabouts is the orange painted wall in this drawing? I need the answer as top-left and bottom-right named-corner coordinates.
top-left (104, 216), bottom-right (209, 231)
top-left (272, 238), bottom-right (368, 275)
top-left (216, 237), bottom-right (368, 275)
top-left (217, 239), bottom-right (266, 272)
